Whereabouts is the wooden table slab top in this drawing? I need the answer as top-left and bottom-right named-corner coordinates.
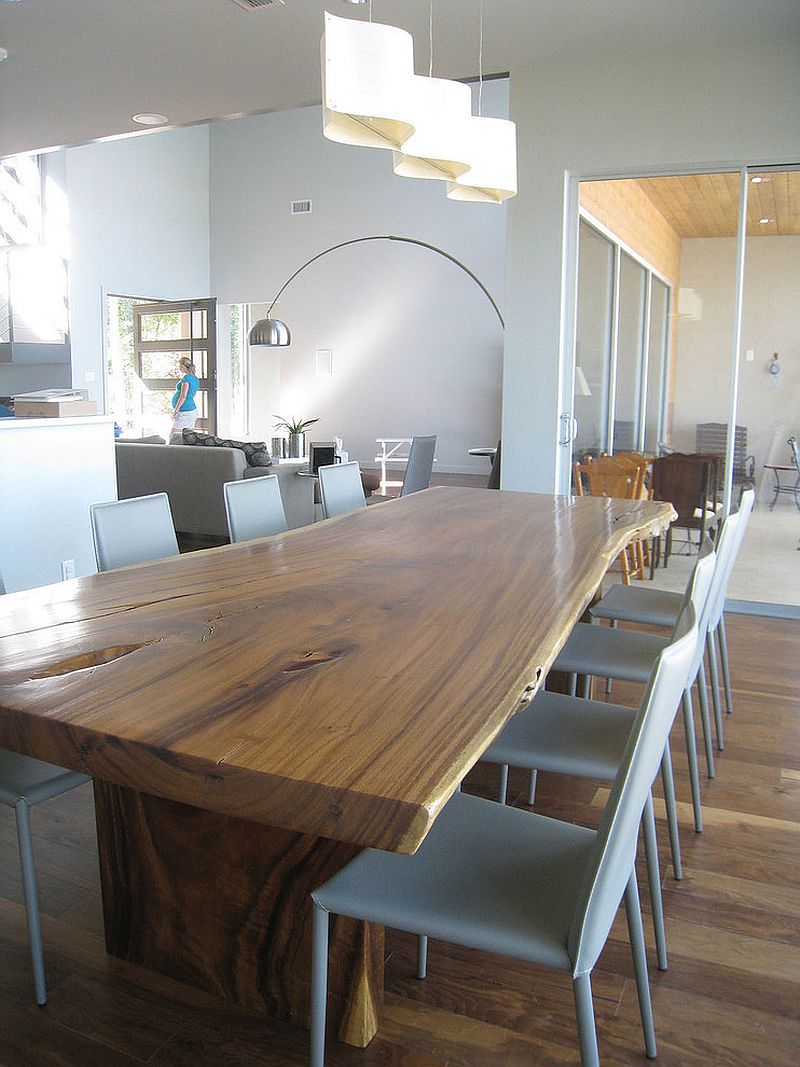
top-left (0, 488), bottom-right (674, 854)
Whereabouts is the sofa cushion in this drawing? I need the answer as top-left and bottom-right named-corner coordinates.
top-left (182, 429), bottom-right (271, 467)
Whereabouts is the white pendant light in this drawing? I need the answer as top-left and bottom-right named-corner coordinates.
top-left (321, 11), bottom-right (416, 151)
top-left (392, 74), bottom-right (473, 181)
top-left (446, 115), bottom-right (518, 204)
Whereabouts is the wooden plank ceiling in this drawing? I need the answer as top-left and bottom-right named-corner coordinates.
top-left (634, 172), bottom-right (800, 238)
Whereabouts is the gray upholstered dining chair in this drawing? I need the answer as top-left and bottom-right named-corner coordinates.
top-left (399, 435), bottom-right (437, 496)
top-left (317, 461), bottom-right (366, 519)
top-left (309, 609), bottom-right (698, 1067)
top-left (0, 572), bottom-right (91, 1004)
top-left (479, 550), bottom-right (714, 974)
top-left (89, 492), bottom-right (180, 572)
top-left (223, 475), bottom-right (288, 543)
top-left (592, 487), bottom-right (754, 730)
top-left (552, 514), bottom-right (745, 837)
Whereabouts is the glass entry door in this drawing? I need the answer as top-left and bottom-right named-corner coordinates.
top-left (133, 299), bottom-right (217, 436)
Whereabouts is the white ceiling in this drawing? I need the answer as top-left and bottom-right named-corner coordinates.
top-left (1, 0), bottom-right (799, 159)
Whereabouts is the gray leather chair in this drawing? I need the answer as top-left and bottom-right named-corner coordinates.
top-left (399, 435), bottom-right (437, 496)
top-left (90, 492), bottom-right (180, 572)
top-left (591, 487), bottom-right (754, 729)
top-left (224, 475), bottom-right (288, 543)
top-left (309, 609), bottom-right (698, 1067)
top-left (318, 461), bottom-right (366, 519)
top-left (0, 573), bottom-right (90, 1004)
top-left (480, 548), bottom-right (714, 974)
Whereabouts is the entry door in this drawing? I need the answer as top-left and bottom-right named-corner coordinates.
top-left (133, 299), bottom-right (217, 434)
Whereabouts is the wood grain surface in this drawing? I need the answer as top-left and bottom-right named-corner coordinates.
top-left (0, 487), bottom-right (673, 854)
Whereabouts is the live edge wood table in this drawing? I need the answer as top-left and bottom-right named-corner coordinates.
top-left (0, 488), bottom-right (673, 1048)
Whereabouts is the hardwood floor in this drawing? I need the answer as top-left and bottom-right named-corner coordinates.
top-left (1, 613), bottom-right (798, 1065)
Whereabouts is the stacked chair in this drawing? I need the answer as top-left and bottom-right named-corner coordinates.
top-left (310, 605), bottom-right (700, 1067)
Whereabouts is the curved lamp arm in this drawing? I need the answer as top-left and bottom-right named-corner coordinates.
top-left (249, 234), bottom-right (504, 346)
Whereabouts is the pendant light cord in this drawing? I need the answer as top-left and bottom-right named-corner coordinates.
top-left (429, 0), bottom-right (434, 78)
top-left (478, 0), bottom-right (484, 116)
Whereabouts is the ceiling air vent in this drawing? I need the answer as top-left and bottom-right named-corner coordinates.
top-left (228, 0), bottom-right (285, 12)
top-left (291, 200), bottom-right (312, 216)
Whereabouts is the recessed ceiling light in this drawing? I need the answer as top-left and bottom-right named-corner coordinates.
top-left (759, 217), bottom-right (771, 225)
top-left (132, 113), bottom-right (169, 126)
top-left (750, 176), bottom-right (763, 184)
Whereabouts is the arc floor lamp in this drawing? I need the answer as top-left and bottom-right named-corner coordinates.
top-left (247, 234), bottom-right (505, 347)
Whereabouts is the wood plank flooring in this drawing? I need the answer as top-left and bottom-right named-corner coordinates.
top-left (0, 612), bottom-right (798, 1065)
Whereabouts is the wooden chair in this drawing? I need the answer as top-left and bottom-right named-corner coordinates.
top-left (603, 452), bottom-right (653, 573)
top-left (651, 453), bottom-right (718, 567)
top-left (573, 458), bottom-right (641, 583)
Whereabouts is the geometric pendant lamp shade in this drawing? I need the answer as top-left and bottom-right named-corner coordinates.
top-left (446, 115), bottom-right (518, 204)
top-left (391, 75), bottom-right (473, 181)
top-left (322, 11), bottom-right (416, 151)
top-left (321, 10), bottom-right (518, 204)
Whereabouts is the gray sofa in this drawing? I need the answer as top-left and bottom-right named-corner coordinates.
top-left (115, 442), bottom-right (314, 536)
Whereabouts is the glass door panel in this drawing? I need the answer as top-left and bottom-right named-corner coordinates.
top-left (612, 252), bottom-right (646, 452)
top-left (574, 220), bottom-right (614, 458)
top-left (643, 277), bottom-right (669, 453)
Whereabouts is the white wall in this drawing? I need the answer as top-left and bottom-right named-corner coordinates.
top-left (505, 40), bottom-right (800, 492)
top-left (672, 235), bottom-right (800, 495)
top-left (209, 83), bottom-right (508, 474)
top-left (63, 126), bottom-right (211, 407)
top-left (0, 416), bottom-right (117, 591)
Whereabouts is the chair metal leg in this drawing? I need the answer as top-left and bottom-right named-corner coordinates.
top-left (416, 935), bottom-right (428, 980)
top-left (682, 688), bottom-right (703, 832)
top-left (15, 800), bottom-right (47, 1006)
top-left (706, 630), bottom-right (724, 751)
top-left (660, 742), bottom-right (682, 880)
top-left (527, 769), bottom-right (538, 807)
top-left (579, 674), bottom-right (591, 699)
top-left (642, 793), bottom-right (668, 971)
top-left (572, 972), bottom-right (600, 1067)
top-left (497, 764), bottom-right (509, 804)
top-left (605, 621), bottom-right (617, 695)
top-left (624, 870), bottom-right (657, 1060)
top-left (718, 617), bottom-right (734, 715)
top-left (568, 672), bottom-right (578, 697)
top-left (695, 664), bottom-right (716, 778)
top-left (310, 903), bottom-right (330, 1067)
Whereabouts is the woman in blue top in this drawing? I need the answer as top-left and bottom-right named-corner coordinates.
top-left (171, 356), bottom-right (200, 435)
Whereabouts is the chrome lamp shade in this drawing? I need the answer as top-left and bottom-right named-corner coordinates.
top-left (248, 317), bottom-right (291, 347)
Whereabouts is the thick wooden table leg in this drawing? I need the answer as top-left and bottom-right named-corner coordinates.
top-left (93, 781), bottom-right (383, 1047)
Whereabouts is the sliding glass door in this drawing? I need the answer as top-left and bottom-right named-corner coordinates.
top-left (573, 217), bottom-right (671, 461)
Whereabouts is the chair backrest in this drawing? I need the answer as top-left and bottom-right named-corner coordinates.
top-left (652, 453), bottom-right (715, 528)
top-left (318, 461), bottom-right (366, 519)
top-left (487, 440), bottom-right (502, 490)
top-left (679, 537), bottom-right (717, 679)
top-left (567, 601), bottom-right (698, 976)
top-left (707, 486), bottom-right (754, 630)
top-left (90, 493), bottom-right (180, 572)
top-left (789, 436), bottom-right (800, 472)
top-left (584, 462), bottom-right (635, 500)
top-left (0, 570), bottom-right (5, 595)
top-left (400, 435), bottom-right (437, 497)
top-left (223, 475), bottom-right (288, 543)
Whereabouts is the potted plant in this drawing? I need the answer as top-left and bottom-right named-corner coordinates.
top-left (273, 415), bottom-right (320, 459)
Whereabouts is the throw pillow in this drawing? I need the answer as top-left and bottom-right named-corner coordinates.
top-left (181, 429), bottom-right (272, 467)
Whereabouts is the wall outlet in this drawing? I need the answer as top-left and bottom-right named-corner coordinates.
top-left (60, 559), bottom-right (76, 581)
top-left (745, 349), bottom-right (754, 362)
